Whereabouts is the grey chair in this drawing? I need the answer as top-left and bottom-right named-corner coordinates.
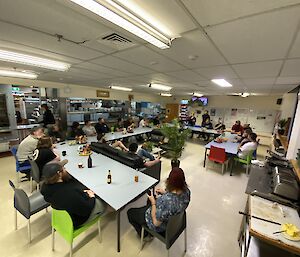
top-left (140, 211), bottom-right (187, 257)
top-left (28, 159), bottom-right (41, 192)
top-left (9, 180), bottom-right (50, 243)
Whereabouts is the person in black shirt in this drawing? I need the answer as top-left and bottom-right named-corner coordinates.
top-left (215, 117), bottom-right (225, 130)
top-left (128, 143), bottom-right (160, 169)
top-left (33, 136), bottom-right (60, 178)
top-left (48, 124), bottom-right (65, 143)
top-left (41, 162), bottom-right (107, 228)
top-left (115, 118), bottom-right (124, 132)
top-left (95, 118), bottom-right (109, 134)
top-left (68, 122), bottom-right (85, 139)
top-left (202, 110), bottom-right (210, 125)
top-left (152, 115), bottom-right (160, 126)
top-left (40, 104), bottom-right (55, 127)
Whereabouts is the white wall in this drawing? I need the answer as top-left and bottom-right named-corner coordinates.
top-left (287, 93), bottom-right (300, 160)
top-left (280, 93), bottom-right (297, 119)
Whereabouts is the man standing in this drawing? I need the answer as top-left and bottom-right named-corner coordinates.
top-left (41, 161), bottom-right (107, 228)
top-left (40, 104), bottom-right (55, 128)
top-left (202, 110), bottom-right (210, 125)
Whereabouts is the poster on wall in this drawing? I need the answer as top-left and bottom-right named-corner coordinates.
top-left (210, 108), bottom-right (216, 116)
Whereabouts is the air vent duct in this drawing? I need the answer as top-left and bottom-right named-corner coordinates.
top-left (98, 33), bottom-right (136, 50)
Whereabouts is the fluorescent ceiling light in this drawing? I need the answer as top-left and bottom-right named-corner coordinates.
top-left (192, 92), bottom-right (203, 97)
top-left (69, 0), bottom-right (170, 49)
top-left (149, 83), bottom-right (172, 91)
top-left (0, 69), bottom-right (37, 79)
top-left (110, 85), bottom-right (132, 91)
top-left (211, 79), bottom-right (233, 87)
top-left (160, 93), bottom-right (172, 97)
top-left (0, 49), bottom-right (70, 71)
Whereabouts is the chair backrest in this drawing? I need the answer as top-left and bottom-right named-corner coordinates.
top-left (52, 209), bottom-right (74, 244)
top-left (140, 161), bottom-right (161, 181)
top-left (209, 145), bottom-right (226, 162)
top-left (246, 150), bottom-right (255, 163)
top-left (28, 159), bottom-right (41, 183)
top-left (8, 180), bottom-right (30, 219)
top-left (165, 211), bottom-right (186, 249)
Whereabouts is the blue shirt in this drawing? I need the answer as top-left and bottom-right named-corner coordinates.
top-left (145, 188), bottom-right (191, 232)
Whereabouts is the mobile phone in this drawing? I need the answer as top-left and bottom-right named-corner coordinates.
top-left (60, 142), bottom-right (66, 145)
top-left (147, 190), bottom-right (152, 196)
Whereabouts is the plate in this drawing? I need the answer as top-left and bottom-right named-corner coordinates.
top-left (281, 224), bottom-right (300, 241)
top-left (79, 152), bottom-right (92, 156)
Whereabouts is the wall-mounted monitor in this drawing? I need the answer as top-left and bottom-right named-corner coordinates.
top-left (190, 96), bottom-right (208, 106)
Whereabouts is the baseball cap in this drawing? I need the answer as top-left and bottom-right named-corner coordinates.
top-left (42, 160), bottom-right (68, 179)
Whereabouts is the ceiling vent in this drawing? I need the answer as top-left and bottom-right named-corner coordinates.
top-left (98, 33), bottom-right (136, 50)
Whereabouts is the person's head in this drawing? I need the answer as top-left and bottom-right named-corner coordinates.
top-left (71, 121), bottom-right (80, 129)
top-left (235, 120), bottom-right (241, 126)
top-left (52, 124), bottom-right (59, 132)
top-left (243, 128), bottom-right (252, 137)
top-left (98, 117), bottom-right (104, 124)
top-left (42, 161), bottom-right (70, 184)
top-left (84, 120), bottom-right (91, 126)
top-left (117, 118), bottom-right (122, 123)
top-left (41, 104), bottom-right (48, 111)
top-left (166, 167), bottom-right (187, 192)
top-left (37, 136), bottom-right (53, 149)
top-left (30, 126), bottom-right (44, 138)
top-left (204, 110), bottom-right (208, 114)
top-left (129, 143), bottom-right (138, 153)
top-left (243, 123), bottom-right (250, 129)
top-left (248, 132), bottom-right (257, 142)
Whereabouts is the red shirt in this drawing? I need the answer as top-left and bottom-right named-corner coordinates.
top-left (231, 124), bottom-right (244, 134)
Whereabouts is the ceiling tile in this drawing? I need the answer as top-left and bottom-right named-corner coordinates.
top-left (271, 84), bottom-right (297, 93)
top-left (280, 59), bottom-right (300, 76)
top-left (288, 31), bottom-right (300, 58)
top-left (113, 46), bottom-right (185, 72)
top-left (275, 76), bottom-right (300, 84)
top-left (194, 65), bottom-right (237, 79)
top-left (182, 0), bottom-right (300, 26)
top-left (91, 56), bottom-right (153, 75)
top-left (206, 7), bottom-right (300, 63)
top-left (242, 78), bottom-right (276, 86)
top-left (153, 30), bottom-right (227, 68)
top-left (233, 61), bottom-right (283, 78)
top-left (165, 70), bottom-right (206, 83)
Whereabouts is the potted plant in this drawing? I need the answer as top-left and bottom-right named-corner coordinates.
top-left (278, 118), bottom-right (287, 135)
top-left (160, 119), bottom-right (191, 168)
top-left (142, 141), bottom-right (154, 152)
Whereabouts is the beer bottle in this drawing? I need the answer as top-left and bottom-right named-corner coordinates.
top-left (87, 155), bottom-right (92, 168)
top-left (107, 170), bottom-right (112, 184)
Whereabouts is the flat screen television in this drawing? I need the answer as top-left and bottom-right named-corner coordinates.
top-left (190, 96), bottom-right (208, 106)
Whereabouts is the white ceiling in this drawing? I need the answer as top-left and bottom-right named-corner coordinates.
top-left (0, 0), bottom-right (299, 96)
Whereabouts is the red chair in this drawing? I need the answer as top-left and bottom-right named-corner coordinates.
top-left (207, 146), bottom-right (229, 174)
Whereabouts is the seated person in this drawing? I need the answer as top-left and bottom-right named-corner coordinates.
top-left (82, 120), bottom-right (97, 136)
top-left (139, 117), bottom-right (148, 127)
top-left (152, 115), bottom-right (160, 126)
top-left (33, 136), bottom-right (60, 177)
top-left (138, 143), bottom-right (155, 161)
top-left (237, 132), bottom-right (258, 159)
top-left (127, 167), bottom-right (191, 239)
top-left (48, 124), bottom-right (65, 143)
top-left (128, 143), bottom-right (160, 169)
top-left (237, 128), bottom-right (252, 146)
top-left (68, 121), bottom-right (85, 139)
top-left (201, 118), bottom-right (213, 129)
top-left (124, 116), bottom-right (135, 130)
top-left (17, 126), bottom-right (44, 178)
top-left (243, 123), bottom-right (252, 131)
top-left (41, 162), bottom-right (107, 228)
top-left (97, 133), bottom-right (129, 152)
top-left (95, 118), bottom-right (109, 134)
top-left (215, 117), bottom-right (225, 130)
top-left (231, 120), bottom-right (244, 134)
top-left (188, 113), bottom-right (196, 126)
top-left (115, 118), bottom-right (124, 132)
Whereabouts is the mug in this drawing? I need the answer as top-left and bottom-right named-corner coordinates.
top-left (62, 151), bottom-right (66, 156)
top-left (78, 163), bottom-right (84, 168)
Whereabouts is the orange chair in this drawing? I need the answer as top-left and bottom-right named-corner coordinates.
top-left (207, 146), bottom-right (229, 174)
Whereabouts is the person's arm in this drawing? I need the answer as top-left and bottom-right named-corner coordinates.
top-left (144, 158), bottom-right (160, 167)
top-left (148, 192), bottom-right (162, 227)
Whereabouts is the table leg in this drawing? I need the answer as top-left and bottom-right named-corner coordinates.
top-left (203, 148), bottom-right (208, 167)
top-left (117, 210), bottom-right (121, 252)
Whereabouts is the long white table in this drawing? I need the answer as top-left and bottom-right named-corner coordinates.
top-left (56, 140), bottom-right (157, 252)
top-left (104, 127), bottom-right (152, 141)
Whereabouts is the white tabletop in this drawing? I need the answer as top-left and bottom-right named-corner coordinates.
top-left (187, 126), bottom-right (220, 135)
top-left (250, 196), bottom-right (300, 251)
top-left (204, 132), bottom-right (239, 155)
top-left (56, 142), bottom-right (157, 211)
top-left (104, 127), bottom-right (152, 141)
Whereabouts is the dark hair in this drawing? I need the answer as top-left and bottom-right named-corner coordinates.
top-left (37, 137), bottom-right (53, 149)
top-left (84, 120), bottom-right (90, 125)
top-left (71, 121), bottom-right (80, 129)
top-left (117, 118), bottom-right (122, 122)
top-left (236, 120), bottom-right (241, 124)
top-left (129, 143), bottom-right (138, 153)
top-left (30, 126), bottom-right (44, 135)
top-left (41, 104), bottom-right (48, 110)
top-left (249, 132), bottom-right (257, 141)
top-left (98, 117), bottom-right (104, 122)
top-left (44, 167), bottom-right (63, 184)
top-left (244, 128), bottom-right (252, 135)
top-left (166, 167), bottom-right (188, 192)
top-left (97, 133), bottom-right (106, 143)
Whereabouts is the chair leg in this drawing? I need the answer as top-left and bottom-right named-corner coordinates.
top-left (221, 164), bottom-right (224, 174)
top-left (167, 249), bottom-right (170, 257)
top-left (37, 183), bottom-right (40, 192)
top-left (16, 172), bottom-right (19, 187)
top-left (140, 227), bottom-right (145, 250)
top-left (27, 218), bottom-right (31, 243)
top-left (98, 219), bottom-right (102, 243)
top-left (70, 242), bottom-right (73, 257)
top-left (52, 228), bottom-right (55, 251)
top-left (14, 209), bottom-right (17, 230)
top-left (246, 164), bottom-right (249, 176)
top-left (45, 207), bottom-right (48, 213)
top-left (184, 228), bottom-right (187, 253)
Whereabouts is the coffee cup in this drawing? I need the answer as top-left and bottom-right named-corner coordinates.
top-left (78, 163), bottom-right (84, 168)
top-left (134, 175), bottom-right (139, 182)
top-left (62, 151), bottom-right (66, 156)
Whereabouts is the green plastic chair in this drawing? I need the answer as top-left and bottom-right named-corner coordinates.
top-left (51, 209), bottom-right (101, 257)
top-left (231, 150), bottom-right (254, 176)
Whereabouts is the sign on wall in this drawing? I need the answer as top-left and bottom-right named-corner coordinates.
top-left (97, 90), bottom-right (110, 98)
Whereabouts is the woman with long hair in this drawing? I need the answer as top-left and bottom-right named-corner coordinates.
top-left (127, 167), bottom-right (191, 240)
